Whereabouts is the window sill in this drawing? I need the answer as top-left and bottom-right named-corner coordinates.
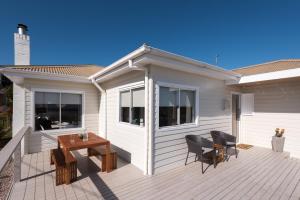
top-left (157, 123), bottom-right (198, 132)
top-left (33, 127), bottom-right (84, 134)
top-left (117, 122), bottom-right (145, 130)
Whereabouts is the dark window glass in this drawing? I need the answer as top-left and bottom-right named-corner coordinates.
top-left (159, 87), bottom-right (179, 127)
top-left (120, 91), bottom-right (130, 123)
top-left (121, 107), bottom-right (130, 123)
top-left (61, 93), bottom-right (82, 129)
top-left (35, 92), bottom-right (60, 130)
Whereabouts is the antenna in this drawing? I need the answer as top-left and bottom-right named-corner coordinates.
top-left (215, 54), bottom-right (220, 65)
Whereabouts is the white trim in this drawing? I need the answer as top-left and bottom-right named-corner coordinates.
top-left (35, 128), bottom-right (85, 134)
top-left (89, 45), bottom-right (151, 79)
top-left (155, 81), bottom-right (199, 131)
top-left (157, 123), bottom-right (199, 132)
top-left (118, 81), bottom-right (144, 91)
top-left (31, 88), bottom-right (85, 133)
top-left (148, 74), bottom-right (154, 175)
top-left (230, 92), bottom-right (242, 143)
top-left (91, 45), bottom-right (239, 83)
top-left (238, 68), bottom-right (300, 84)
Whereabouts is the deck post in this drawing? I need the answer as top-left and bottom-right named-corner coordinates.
top-left (14, 142), bottom-right (21, 182)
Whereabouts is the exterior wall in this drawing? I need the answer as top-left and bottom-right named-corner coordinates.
top-left (101, 71), bottom-right (146, 172)
top-left (151, 66), bottom-right (233, 174)
top-left (239, 79), bottom-right (300, 158)
top-left (23, 79), bottom-right (100, 153)
top-left (12, 83), bottom-right (25, 136)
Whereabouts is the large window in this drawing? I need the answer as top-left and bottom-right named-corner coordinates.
top-left (120, 87), bottom-right (145, 126)
top-left (159, 86), bottom-right (195, 128)
top-left (34, 91), bottom-right (82, 131)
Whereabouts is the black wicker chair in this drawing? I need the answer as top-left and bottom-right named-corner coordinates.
top-left (210, 131), bottom-right (238, 159)
top-left (185, 135), bottom-right (217, 174)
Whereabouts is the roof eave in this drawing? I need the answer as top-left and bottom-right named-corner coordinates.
top-left (227, 68), bottom-right (300, 85)
top-left (1, 68), bottom-right (91, 83)
top-left (92, 45), bottom-right (240, 82)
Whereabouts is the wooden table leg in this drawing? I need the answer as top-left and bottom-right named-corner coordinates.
top-left (106, 142), bottom-right (111, 172)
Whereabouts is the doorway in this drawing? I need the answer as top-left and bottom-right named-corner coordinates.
top-left (232, 94), bottom-right (241, 143)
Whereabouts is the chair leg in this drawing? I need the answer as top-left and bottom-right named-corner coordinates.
top-left (185, 152), bottom-right (189, 165)
top-left (201, 161), bottom-right (204, 174)
top-left (213, 153), bottom-right (217, 168)
top-left (225, 146), bottom-right (228, 161)
top-left (195, 154), bottom-right (197, 162)
top-left (235, 145), bottom-right (238, 158)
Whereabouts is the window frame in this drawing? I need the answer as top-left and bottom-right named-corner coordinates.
top-left (156, 82), bottom-right (199, 130)
top-left (32, 88), bottom-right (85, 133)
top-left (118, 82), bottom-right (145, 128)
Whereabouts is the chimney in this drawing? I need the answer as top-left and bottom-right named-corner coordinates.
top-left (14, 24), bottom-right (30, 65)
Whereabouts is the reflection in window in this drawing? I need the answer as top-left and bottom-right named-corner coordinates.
top-left (180, 90), bottom-right (195, 124)
top-left (34, 92), bottom-right (82, 131)
top-left (61, 93), bottom-right (82, 129)
top-left (159, 87), bottom-right (179, 127)
top-left (35, 92), bottom-right (60, 130)
top-left (119, 87), bottom-right (145, 126)
top-left (159, 86), bottom-right (196, 128)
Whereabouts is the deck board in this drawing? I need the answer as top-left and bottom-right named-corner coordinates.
top-left (9, 147), bottom-right (300, 200)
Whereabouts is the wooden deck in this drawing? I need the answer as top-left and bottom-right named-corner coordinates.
top-left (9, 147), bottom-right (300, 200)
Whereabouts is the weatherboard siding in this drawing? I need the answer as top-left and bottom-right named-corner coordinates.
top-left (240, 79), bottom-right (300, 158)
top-left (23, 79), bottom-right (100, 153)
top-left (101, 71), bottom-right (146, 172)
top-left (150, 66), bottom-right (233, 174)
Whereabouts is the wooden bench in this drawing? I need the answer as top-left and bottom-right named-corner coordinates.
top-left (50, 149), bottom-right (77, 185)
top-left (87, 147), bottom-right (117, 171)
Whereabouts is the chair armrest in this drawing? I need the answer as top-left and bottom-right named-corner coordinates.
top-left (224, 134), bottom-right (236, 143)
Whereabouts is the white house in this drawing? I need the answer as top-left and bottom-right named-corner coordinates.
top-left (2, 25), bottom-right (300, 175)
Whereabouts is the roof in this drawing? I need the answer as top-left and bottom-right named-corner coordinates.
top-left (232, 59), bottom-right (300, 75)
top-left (91, 44), bottom-right (239, 82)
top-left (0, 65), bottom-right (104, 78)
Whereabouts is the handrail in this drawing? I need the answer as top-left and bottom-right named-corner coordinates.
top-left (0, 126), bottom-right (30, 175)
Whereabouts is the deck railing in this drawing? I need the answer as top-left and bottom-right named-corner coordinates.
top-left (0, 126), bottom-right (30, 200)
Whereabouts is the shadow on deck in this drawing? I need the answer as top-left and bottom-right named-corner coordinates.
top-left (9, 147), bottom-right (300, 200)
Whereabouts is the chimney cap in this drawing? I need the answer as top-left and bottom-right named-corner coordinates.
top-left (17, 24), bottom-right (28, 31)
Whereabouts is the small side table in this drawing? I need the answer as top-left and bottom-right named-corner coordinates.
top-left (213, 144), bottom-right (225, 162)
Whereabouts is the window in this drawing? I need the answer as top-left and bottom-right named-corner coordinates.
top-left (241, 93), bottom-right (254, 115)
top-left (159, 86), bottom-right (196, 128)
top-left (120, 87), bottom-right (145, 126)
top-left (120, 91), bottom-right (130, 123)
top-left (132, 88), bottom-right (145, 126)
top-left (34, 91), bottom-right (82, 131)
top-left (159, 87), bottom-right (179, 127)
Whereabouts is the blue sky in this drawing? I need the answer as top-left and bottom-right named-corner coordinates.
top-left (0, 0), bottom-right (300, 69)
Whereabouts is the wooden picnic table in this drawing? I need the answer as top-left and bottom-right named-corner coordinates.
top-left (57, 132), bottom-right (112, 172)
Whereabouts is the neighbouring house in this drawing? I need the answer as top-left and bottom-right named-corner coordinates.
top-left (1, 25), bottom-right (300, 175)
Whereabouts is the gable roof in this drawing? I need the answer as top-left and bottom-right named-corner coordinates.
top-left (232, 59), bottom-right (300, 75)
top-left (0, 65), bottom-right (104, 78)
